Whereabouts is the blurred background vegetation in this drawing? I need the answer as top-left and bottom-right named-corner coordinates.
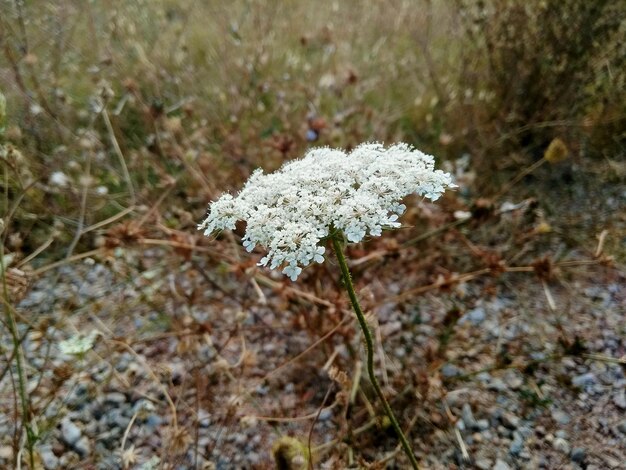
top-left (1, 0), bottom-right (624, 260)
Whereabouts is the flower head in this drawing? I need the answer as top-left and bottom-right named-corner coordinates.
top-left (199, 143), bottom-right (455, 280)
top-left (49, 171), bottom-right (70, 187)
top-left (59, 330), bottom-right (101, 356)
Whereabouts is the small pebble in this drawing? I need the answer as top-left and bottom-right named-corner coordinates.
top-left (441, 364), bottom-right (461, 378)
top-left (463, 306), bottom-right (486, 325)
top-left (477, 419), bottom-right (490, 430)
top-left (39, 445), bottom-right (59, 469)
top-left (561, 357), bottom-right (577, 369)
top-left (555, 430), bottom-right (568, 439)
top-left (475, 458), bottom-right (492, 470)
top-left (74, 436), bottom-right (91, 458)
top-left (145, 414), bottom-right (163, 428)
top-left (503, 371), bottom-right (523, 390)
top-left (571, 372), bottom-right (596, 388)
top-left (509, 431), bottom-right (524, 455)
top-left (462, 403), bottom-right (479, 430)
top-left (493, 459), bottom-right (512, 470)
top-left (61, 418), bottom-right (82, 446)
top-left (198, 409), bottom-right (211, 427)
top-left (612, 389), bottom-right (626, 410)
top-left (488, 378), bottom-right (507, 392)
top-left (104, 392), bottom-right (126, 405)
top-left (501, 412), bottom-right (520, 430)
top-left (553, 437), bottom-right (571, 455)
top-left (318, 408), bottom-right (333, 421)
top-left (476, 372), bottom-right (492, 383)
top-left (571, 447), bottom-right (586, 463)
top-left (551, 409), bottom-right (571, 425)
top-left (0, 446), bottom-right (12, 459)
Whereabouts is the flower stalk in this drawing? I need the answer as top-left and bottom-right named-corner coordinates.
top-left (331, 234), bottom-right (420, 470)
top-left (1, 232), bottom-right (35, 467)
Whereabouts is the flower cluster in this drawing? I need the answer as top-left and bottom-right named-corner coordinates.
top-left (59, 330), bottom-right (101, 356)
top-left (199, 143), bottom-right (455, 280)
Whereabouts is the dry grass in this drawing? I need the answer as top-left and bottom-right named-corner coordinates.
top-left (0, 0), bottom-right (624, 468)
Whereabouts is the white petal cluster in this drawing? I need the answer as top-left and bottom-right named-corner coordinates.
top-left (59, 330), bottom-right (101, 356)
top-left (199, 143), bottom-right (455, 280)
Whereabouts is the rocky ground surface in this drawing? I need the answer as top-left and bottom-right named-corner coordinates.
top-left (1, 242), bottom-right (624, 470)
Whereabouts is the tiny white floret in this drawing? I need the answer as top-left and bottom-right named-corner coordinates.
top-left (49, 171), bottom-right (70, 187)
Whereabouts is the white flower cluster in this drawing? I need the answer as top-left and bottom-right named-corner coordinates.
top-left (59, 330), bottom-right (101, 356)
top-left (199, 143), bottom-right (455, 280)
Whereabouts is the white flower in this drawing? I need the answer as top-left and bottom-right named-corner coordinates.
top-left (49, 171), bottom-right (70, 187)
top-left (59, 330), bottom-right (101, 356)
top-left (199, 142), bottom-right (455, 280)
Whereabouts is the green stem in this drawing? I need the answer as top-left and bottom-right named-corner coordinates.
top-left (1, 238), bottom-right (35, 467)
top-left (331, 235), bottom-right (420, 470)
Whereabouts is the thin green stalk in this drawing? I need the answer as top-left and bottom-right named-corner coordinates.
top-left (331, 235), bottom-right (420, 470)
top-left (0, 235), bottom-right (35, 467)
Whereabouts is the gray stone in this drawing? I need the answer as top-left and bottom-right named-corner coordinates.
top-left (488, 378), bottom-right (507, 392)
top-left (553, 437), bottom-right (571, 455)
top-left (74, 436), bottom-right (91, 458)
top-left (38, 445), bottom-right (59, 469)
top-left (571, 372), bottom-right (596, 388)
top-left (462, 403), bottom-right (479, 430)
top-left (104, 392), bottom-right (126, 405)
top-left (197, 409), bottom-right (211, 428)
top-left (18, 290), bottom-right (46, 308)
top-left (477, 419), bottom-right (490, 430)
top-left (475, 458), bottom-right (492, 470)
top-left (66, 383), bottom-right (89, 408)
top-left (83, 421), bottom-right (98, 436)
top-left (145, 414), bottom-right (163, 428)
top-left (612, 389), bottom-right (626, 410)
top-left (96, 428), bottom-right (122, 448)
top-left (247, 452), bottom-right (261, 465)
top-left (617, 420), bottom-right (626, 434)
top-left (501, 412), bottom-right (520, 430)
top-left (441, 363), bottom-right (461, 378)
top-left (561, 357), bottom-right (577, 369)
top-left (61, 418), bottom-right (82, 446)
top-left (493, 459), bottom-right (512, 470)
top-left (509, 431), bottom-right (524, 455)
top-left (114, 355), bottom-right (130, 372)
top-left (571, 447), bottom-right (586, 463)
top-left (551, 409), bottom-right (571, 425)
top-left (465, 307), bottom-right (486, 325)
top-left (503, 371), bottom-right (523, 390)
top-left (555, 430), bottom-right (568, 439)
top-left (476, 372), bottom-right (492, 382)
top-left (530, 351), bottom-right (547, 361)
top-left (106, 409), bottom-right (130, 429)
top-left (318, 408), bottom-right (333, 421)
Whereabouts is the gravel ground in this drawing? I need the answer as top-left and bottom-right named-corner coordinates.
top-left (1, 241), bottom-right (624, 469)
